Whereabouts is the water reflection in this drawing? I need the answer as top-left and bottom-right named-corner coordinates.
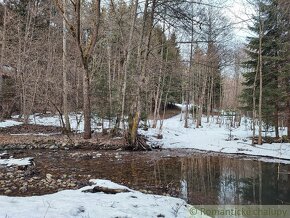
top-left (171, 155), bottom-right (290, 205)
top-left (19, 149), bottom-right (290, 205)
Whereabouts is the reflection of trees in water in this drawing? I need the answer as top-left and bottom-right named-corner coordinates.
top-left (179, 156), bottom-right (220, 204)
top-left (151, 155), bottom-right (290, 205)
top-left (217, 158), bottom-right (262, 205)
top-left (239, 162), bottom-right (290, 205)
top-left (152, 158), bottom-right (183, 196)
top-left (18, 150), bottom-right (290, 205)
top-left (237, 161), bottom-right (263, 205)
top-left (119, 153), bottom-right (290, 205)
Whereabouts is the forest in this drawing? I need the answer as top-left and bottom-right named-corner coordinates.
top-left (0, 0), bottom-right (288, 148)
top-left (1, 0), bottom-right (290, 217)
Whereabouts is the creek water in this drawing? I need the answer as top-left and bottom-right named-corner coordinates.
top-left (15, 149), bottom-right (290, 205)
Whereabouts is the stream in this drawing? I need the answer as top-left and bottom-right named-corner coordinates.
top-left (8, 149), bottom-right (290, 205)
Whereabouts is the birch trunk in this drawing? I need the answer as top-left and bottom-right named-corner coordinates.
top-left (83, 64), bottom-right (91, 139)
top-left (62, 0), bottom-right (71, 132)
top-left (197, 66), bottom-right (208, 128)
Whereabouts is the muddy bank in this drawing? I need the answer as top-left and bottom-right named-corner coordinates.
top-left (0, 124), bottom-right (127, 150)
top-left (0, 123), bottom-right (155, 150)
top-left (0, 133), bottom-right (129, 150)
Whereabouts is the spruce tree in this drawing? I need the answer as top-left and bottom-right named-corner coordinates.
top-left (241, 0), bottom-right (288, 138)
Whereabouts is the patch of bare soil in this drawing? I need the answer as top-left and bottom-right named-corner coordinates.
top-left (147, 107), bottom-right (180, 120)
top-left (0, 132), bottom-right (129, 150)
top-left (0, 108), bottom-right (178, 150)
top-left (0, 124), bottom-right (63, 134)
top-left (0, 119), bottom-right (130, 150)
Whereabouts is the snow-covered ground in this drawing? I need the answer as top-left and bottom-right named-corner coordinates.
top-left (1, 113), bottom-right (110, 133)
top-left (0, 120), bottom-right (22, 128)
top-left (26, 113), bottom-right (106, 132)
top-left (0, 179), bottom-right (207, 218)
top-left (1, 112), bottom-right (290, 162)
top-left (0, 157), bottom-right (33, 167)
top-left (141, 114), bottom-right (290, 163)
top-left (1, 112), bottom-right (290, 216)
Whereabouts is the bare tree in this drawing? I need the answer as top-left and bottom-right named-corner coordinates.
top-left (54, 0), bottom-right (101, 139)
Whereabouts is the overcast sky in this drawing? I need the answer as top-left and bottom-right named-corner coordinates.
top-left (224, 0), bottom-right (255, 42)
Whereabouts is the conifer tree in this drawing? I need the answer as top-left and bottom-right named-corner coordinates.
top-left (242, 0), bottom-right (289, 139)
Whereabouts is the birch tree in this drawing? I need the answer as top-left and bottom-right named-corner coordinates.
top-left (62, 0), bottom-right (71, 132)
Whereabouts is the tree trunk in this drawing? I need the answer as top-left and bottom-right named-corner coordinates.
top-left (0, 2), bottom-right (7, 65)
top-left (287, 100), bottom-right (290, 139)
top-left (180, 93), bottom-right (184, 121)
top-left (197, 66), bottom-right (207, 128)
top-left (21, 0), bottom-right (34, 124)
top-left (121, 0), bottom-right (138, 127)
top-left (207, 72), bottom-right (213, 123)
top-left (159, 73), bottom-right (172, 133)
top-left (153, 29), bottom-right (166, 128)
top-left (83, 66), bottom-right (91, 139)
top-left (54, 0), bottom-right (101, 139)
top-left (258, 17), bottom-right (263, 145)
top-left (107, 46), bottom-right (112, 128)
top-left (129, 111), bottom-right (139, 145)
top-left (184, 90), bottom-right (189, 128)
top-left (62, 0), bottom-right (71, 132)
top-left (252, 64), bottom-right (259, 145)
top-left (128, 0), bottom-right (151, 145)
top-left (152, 71), bottom-right (162, 128)
top-left (274, 103), bottom-right (279, 138)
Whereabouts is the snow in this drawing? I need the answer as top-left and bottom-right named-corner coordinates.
top-left (141, 114), bottom-right (290, 163)
top-left (175, 103), bottom-right (193, 111)
top-left (28, 113), bottom-right (87, 132)
top-left (1, 111), bottom-right (290, 216)
top-left (0, 156), bottom-right (33, 167)
top-left (1, 113), bottom-right (110, 133)
top-left (27, 113), bottom-right (114, 133)
top-left (2, 111), bottom-right (290, 163)
top-left (0, 179), bottom-right (207, 218)
top-left (0, 120), bottom-right (22, 128)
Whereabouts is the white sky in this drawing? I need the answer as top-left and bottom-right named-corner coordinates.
top-left (177, 0), bottom-right (255, 63)
top-left (223, 0), bottom-right (255, 42)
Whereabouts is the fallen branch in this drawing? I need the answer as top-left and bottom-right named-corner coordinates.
top-left (83, 186), bottom-right (130, 194)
